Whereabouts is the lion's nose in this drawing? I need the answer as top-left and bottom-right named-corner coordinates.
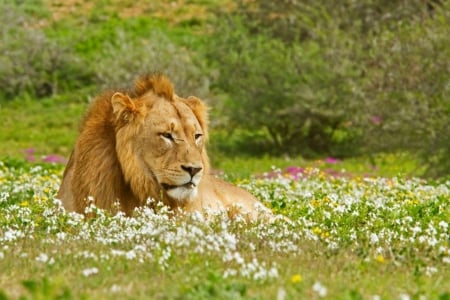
top-left (181, 165), bottom-right (203, 177)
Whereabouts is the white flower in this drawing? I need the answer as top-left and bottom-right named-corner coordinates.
top-left (223, 268), bottom-right (237, 278)
top-left (438, 221), bottom-right (448, 230)
top-left (425, 266), bottom-right (438, 277)
top-left (277, 287), bottom-right (286, 300)
top-left (313, 281), bottom-right (327, 297)
top-left (36, 253), bottom-right (49, 263)
top-left (3, 228), bottom-right (25, 242)
top-left (35, 253), bottom-right (55, 265)
top-left (411, 226), bottom-right (422, 234)
top-left (268, 266), bottom-right (279, 279)
top-left (125, 250), bottom-right (136, 260)
top-left (369, 233), bottom-right (379, 244)
top-left (82, 267), bottom-right (99, 277)
top-left (56, 232), bottom-right (66, 241)
top-left (399, 293), bottom-right (410, 300)
top-left (111, 285), bottom-right (122, 293)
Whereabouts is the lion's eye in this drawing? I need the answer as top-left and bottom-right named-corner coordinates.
top-left (161, 132), bottom-right (174, 141)
top-left (194, 133), bottom-right (203, 140)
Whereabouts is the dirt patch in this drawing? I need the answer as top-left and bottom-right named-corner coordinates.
top-left (45, 0), bottom-right (233, 25)
top-left (45, 0), bottom-right (94, 21)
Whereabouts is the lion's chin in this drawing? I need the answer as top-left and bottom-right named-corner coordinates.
top-left (165, 185), bottom-right (198, 202)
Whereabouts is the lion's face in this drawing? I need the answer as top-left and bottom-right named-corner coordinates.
top-left (139, 98), bottom-right (206, 201)
top-left (111, 85), bottom-right (209, 203)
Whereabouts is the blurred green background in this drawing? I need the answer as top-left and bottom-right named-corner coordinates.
top-left (0, 0), bottom-right (448, 178)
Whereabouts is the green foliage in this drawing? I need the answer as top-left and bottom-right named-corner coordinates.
top-left (230, 0), bottom-right (432, 43)
top-left (21, 277), bottom-right (72, 300)
top-left (0, 3), bottom-right (91, 100)
top-left (207, 18), bottom-right (358, 157)
top-left (181, 271), bottom-right (249, 300)
top-left (353, 10), bottom-right (450, 177)
top-left (91, 29), bottom-right (209, 98)
top-left (0, 3), bottom-right (208, 101)
top-left (206, 0), bottom-right (450, 176)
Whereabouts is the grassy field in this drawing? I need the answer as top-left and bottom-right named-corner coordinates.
top-left (0, 161), bottom-right (449, 299)
top-left (0, 1), bottom-right (449, 299)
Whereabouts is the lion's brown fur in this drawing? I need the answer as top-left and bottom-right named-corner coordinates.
top-left (57, 74), bottom-right (271, 220)
top-left (133, 73), bottom-right (174, 100)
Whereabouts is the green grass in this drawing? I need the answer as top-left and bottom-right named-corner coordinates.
top-left (211, 152), bottom-right (425, 180)
top-left (0, 3), bottom-right (447, 297)
top-left (0, 162), bottom-right (448, 299)
top-left (0, 96), bottom-right (86, 159)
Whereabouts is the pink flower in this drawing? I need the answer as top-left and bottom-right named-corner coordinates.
top-left (24, 148), bottom-right (36, 162)
top-left (325, 157), bottom-right (340, 164)
top-left (25, 148), bottom-right (35, 155)
top-left (285, 166), bottom-right (305, 179)
top-left (370, 116), bottom-right (382, 125)
top-left (42, 154), bottom-right (67, 164)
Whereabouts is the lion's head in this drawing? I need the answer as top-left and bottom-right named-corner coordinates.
top-left (110, 74), bottom-right (210, 204)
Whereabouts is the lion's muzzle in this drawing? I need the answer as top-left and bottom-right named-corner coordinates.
top-left (161, 164), bottom-right (203, 201)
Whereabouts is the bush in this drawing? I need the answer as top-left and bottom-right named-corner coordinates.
top-left (0, 3), bottom-right (91, 100)
top-left (207, 0), bottom-right (450, 176)
top-left (230, 0), bottom-right (433, 44)
top-left (343, 3), bottom-right (449, 177)
top-left (91, 29), bottom-right (209, 98)
top-left (206, 18), bottom-right (360, 157)
top-left (0, 3), bottom-right (209, 102)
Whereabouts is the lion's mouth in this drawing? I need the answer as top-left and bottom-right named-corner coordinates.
top-left (161, 182), bottom-right (196, 191)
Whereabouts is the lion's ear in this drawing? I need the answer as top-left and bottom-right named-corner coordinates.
top-left (111, 92), bottom-right (142, 123)
top-left (184, 96), bottom-right (209, 138)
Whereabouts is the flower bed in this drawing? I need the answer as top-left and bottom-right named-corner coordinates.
top-left (0, 161), bottom-right (449, 299)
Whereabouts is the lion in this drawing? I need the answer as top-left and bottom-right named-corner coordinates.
top-left (57, 74), bottom-right (272, 221)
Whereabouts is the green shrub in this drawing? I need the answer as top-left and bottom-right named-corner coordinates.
top-left (0, 3), bottom-right (91, 100)
top-left (354, 13), bottom-right (450, 177)
top-left (207, 0), bottom-right (450, 176)
top-left (0, 3), bottom-right (209, 101)
top-left (91, 29), bottom-right (209, 98)
top-left (206, 17), bottom-right (360, 157)
top-left (230, 0), bottom-right (432, 44)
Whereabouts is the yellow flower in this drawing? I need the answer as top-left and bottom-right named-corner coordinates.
top-left (291, 274), bottom-right (303, 283)
top-left (310, 200), bottom-right (321, 208)
top-left (312, 227), bottom-right (322, 235)
top-left (321, 231), bottom-right (330, 238)
top-left (375, 255), bottom-right (385, 263)
top-left (20, 201), bottom-right (29, 207)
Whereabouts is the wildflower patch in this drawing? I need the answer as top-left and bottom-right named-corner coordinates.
top-left (0, 161), bottom-right (449, 299)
